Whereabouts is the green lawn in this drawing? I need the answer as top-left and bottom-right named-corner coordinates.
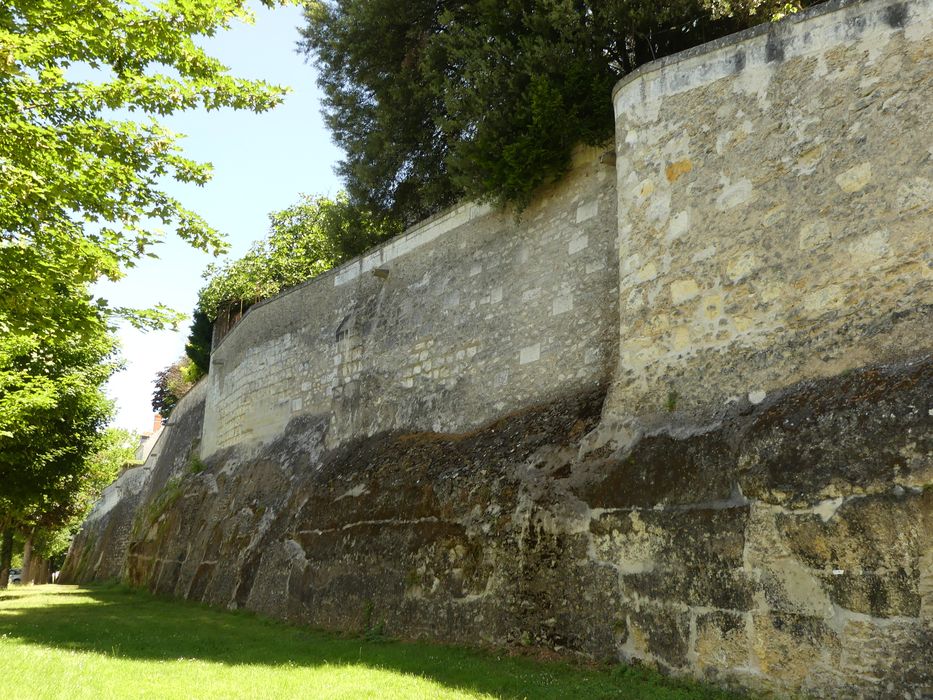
top-left (0, 585), bottom-right (741, 699)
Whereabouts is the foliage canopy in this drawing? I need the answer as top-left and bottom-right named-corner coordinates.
top-left (302, 0), bottom-right (808, 222)
top-left (152, 357), bottom-right (198, 418)
top-left (197, 193), bottom-right (401, 322)
top-left (0, 0), bottom-right (292, 582)
top-left (185, 308), bottom-right (215, 378)
top-left (1, 0), bottom-right (288, 283)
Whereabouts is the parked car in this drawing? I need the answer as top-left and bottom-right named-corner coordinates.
top-left (8, 568), bottom-right (21, 584)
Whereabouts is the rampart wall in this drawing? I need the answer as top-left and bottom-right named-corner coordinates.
top-left (203, 148), bottom-right (618, 455)
top-left (64, 1), bottom-right (932, 696)
top-left (60, 380), bottom-right (207, 583)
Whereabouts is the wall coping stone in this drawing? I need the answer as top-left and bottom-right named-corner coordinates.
top-left (611, 0), bottom-right (917, 105)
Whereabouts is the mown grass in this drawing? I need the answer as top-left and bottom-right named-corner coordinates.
top-left (0, 585), bottom-right (742, 699)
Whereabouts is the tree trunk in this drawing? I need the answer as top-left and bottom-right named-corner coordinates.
top-left (34, 557), bottom-right (50, 585)
top-left (21, 530), bottom-right (34, 585)
top-left (27, 554), bottom-right (38, 584)
top-left (0, 525), bottom-right (12, 590)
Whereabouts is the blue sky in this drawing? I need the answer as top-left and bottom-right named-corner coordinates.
top-left (96, 2), bottom-right (342, 432)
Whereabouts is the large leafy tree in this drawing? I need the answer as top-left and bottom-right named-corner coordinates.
top-left (0, 0), bottom-right (292, 584)
top-left (18, 427), bottom-right (137, 584)
top-left (1, 0), bottom-right (288, 277)
top-left (0, 241), bottom-right (116, 511)
top-left (197, 193), bottom-right (400, 322)
top-left (302, 0), bottom-right (807, 222)
top-left (152, 356), bottom-right (196, 418)
top-left (0, 266), bottom-right (114, 587)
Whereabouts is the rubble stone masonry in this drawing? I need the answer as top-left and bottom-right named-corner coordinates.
top-left (608, 0), bottom-right (932, 420)
top-left (202, 146), bottom-right (618, 455)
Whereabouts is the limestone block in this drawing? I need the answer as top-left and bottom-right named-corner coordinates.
top-left (725, 253), bottom-right (758, 283)
top-left (895, 176), bottom-right (933, 210)
top-left (667, 210), bottom-right (690, 240)
top-left (848, 230), bottom-right (890, 265)
top-left (835, 162), bottom-right (872, 193)
top-left (637, 261), bottom-right (658, 283)
top-left (750, 613), bottom-right (841, 688)
top-left (576, 200), bottom-right (599, 223)
top-left (519, 344), bottom-right (541, 365)
top-left (552, 295), bottom-right (573, 315)
top-left (716, 177), bottom-right (754, 210)
top-left (568, 234), bottom-right (589, 254)
top-left (776, 492), bottom-right (928, 619)
top-left (665, 159), bottom-right (693, 183)
top-left (670, 279), bottom-right (700, 304)
top-left (798, 219), bottom-right (833, 250)
top-left (694, 611), bottom-right (749, 673)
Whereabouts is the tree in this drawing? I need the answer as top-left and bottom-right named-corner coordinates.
top-left (152, 357), bottom-right (197, 419)
top-left (197, 193), bottom-right (401, 321)
top-left (0, 280), bottom-right (114, 587)
top-left (301, 0), bottom-right (808, 221)
top-left (18, 428), bottom-right (136, 584)
top-left (1, 0), bottom-right (289, 278)
top-left (300, 0), bottom-right (459, 225)
top-left (0, 0), bottom-right (292, 585)
top-left (0, 250), bottom-right (116, 514)
top-left (185, 309), bottom-right (215, 379)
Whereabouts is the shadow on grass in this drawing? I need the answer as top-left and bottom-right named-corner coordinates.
top-left (0, 584), bottom-right (742, 700)
top-left (0, 589), bottom-right (56, 603)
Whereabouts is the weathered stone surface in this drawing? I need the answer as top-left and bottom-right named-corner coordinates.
top-left (60, 380), bottom-right (208, 584)
top-left (736, 359), bottom-right (933, 507)
top-left (750, 612), bottom-right (842, 693)
top-left (202, 147), bottom-right (618, 457)
top-left (608, 0), bottom-right (933, 422)
top-left (777, 491), bottom-right (930, 618)
top-left (67, 354), bottom-right (933, 698)
top-left (578, 431), bottom-right (736, 508)
top-left (694, 611), bottom-right (748, 677)
top-left (838, 618), bottom-right (933, 697)
top-left (626, 603), bottom-right (693, 669)
top-left (592, 507), bottom-right (756, 611)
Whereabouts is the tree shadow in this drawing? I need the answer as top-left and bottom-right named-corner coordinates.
top-left (0, 588), bottom-right (54, 603)
top-left (0, 585), bottom-right (737, 700)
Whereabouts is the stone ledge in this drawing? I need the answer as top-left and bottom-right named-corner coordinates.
top-left (611, 0), bottom-right (925, 109)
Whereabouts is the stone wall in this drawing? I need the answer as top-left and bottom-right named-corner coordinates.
top-left (202, 146), bottom-right (618, 455)
top-left (607, 0), bottom-right (933, 420)
top-left (60, 380), bottom-right (207, 584)
top-left (594, 1), bottom-right (933, 692)
top-left (92, 358), bottom-right (933, 699)
top-left (63, 0), bottom-right (932, 697)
